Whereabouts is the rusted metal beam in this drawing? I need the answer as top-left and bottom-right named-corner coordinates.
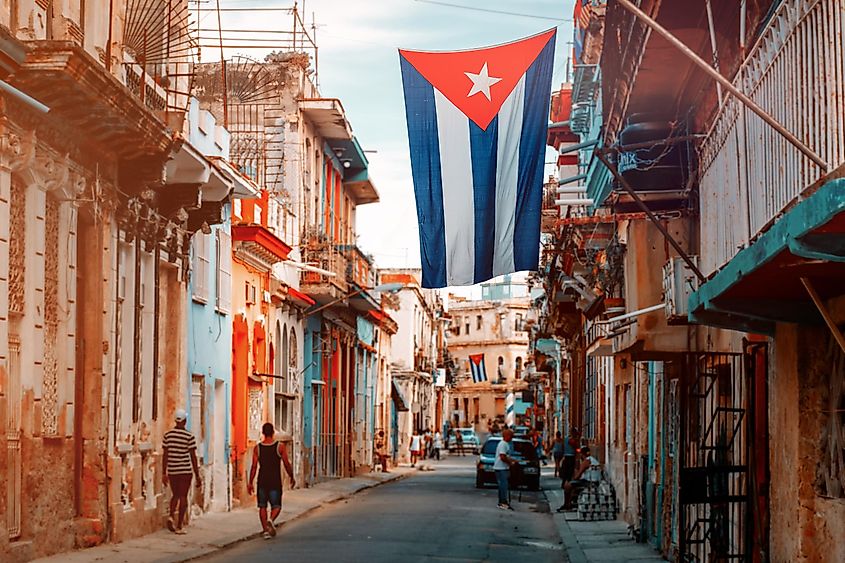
top-left (616, 0), bottom-right (829, 172)
top-left (800, 277), bottom-right (845, 355)
top-left (595, 149), bottom-right (705, 282)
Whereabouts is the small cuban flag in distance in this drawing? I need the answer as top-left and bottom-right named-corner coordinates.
top-left (399, 29), bottom-right (556, 289)
top-left (469, 354), bottom-right (488, 383)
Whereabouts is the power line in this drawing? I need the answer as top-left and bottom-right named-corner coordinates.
top-left (413, 0), bottom-right (571, 22)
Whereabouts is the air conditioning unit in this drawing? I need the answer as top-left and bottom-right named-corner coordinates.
top-left (663, 256), bottom-right (698, 324)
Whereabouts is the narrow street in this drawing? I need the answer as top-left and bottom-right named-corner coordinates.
top-left (199, 457), bottom-right (565, 563)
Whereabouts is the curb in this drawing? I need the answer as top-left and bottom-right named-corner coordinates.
top-left (177, 470), bottom-right (413, 563)
top-left (543, 486), bottom-right (586, 563)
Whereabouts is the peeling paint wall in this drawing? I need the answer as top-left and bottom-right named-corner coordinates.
top-left (770, 324), bottom-right (845, 562)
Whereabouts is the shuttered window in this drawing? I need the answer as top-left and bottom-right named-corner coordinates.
top-left (216, 230), bottom-right (232, 314)
top-left (192, 233), bottom-right (210, 303)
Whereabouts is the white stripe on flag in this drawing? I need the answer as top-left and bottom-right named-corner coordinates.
top-left (493, 75), bottom-right (526, 276)
top-left (434, 90), bottom-right (475, 286)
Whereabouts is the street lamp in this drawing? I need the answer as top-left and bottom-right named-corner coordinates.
top-left (303, 282), bottom-right (404, 318)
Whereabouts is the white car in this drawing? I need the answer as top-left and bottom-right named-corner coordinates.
top-left (447, 428), bottom-right (480, 453)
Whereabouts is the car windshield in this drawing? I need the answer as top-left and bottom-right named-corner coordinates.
top-left (511, 440), bottom-right (538, 460)
top-left (460, 430), bottom-right (474, 436)
top-left (481, 439), bottom-right (499, 455)
top-left (480, 439), bottom-right (537, 460)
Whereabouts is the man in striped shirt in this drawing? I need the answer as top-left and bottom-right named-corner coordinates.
top-left (163, 409), bottom-right (201, 534)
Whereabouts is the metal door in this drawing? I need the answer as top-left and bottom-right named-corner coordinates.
top-left (678, 349), bottom-right (767, 562)
top-left (6, 336), bottom-right (21, 539)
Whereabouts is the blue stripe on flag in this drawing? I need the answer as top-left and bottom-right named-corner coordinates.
top-left (514, 34), bottom-right (556, 272)
top-left (399, 55), bottom-right (447, 288)
top-left (468, 117), bottom-right (498, 284)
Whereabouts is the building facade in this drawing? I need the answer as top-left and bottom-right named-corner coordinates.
top-left (0, 0), bottom-right (255, 557)
top-left (447, 285), bottom-right (533, 434)
top-left (535, 1), bottom-right (845, 562)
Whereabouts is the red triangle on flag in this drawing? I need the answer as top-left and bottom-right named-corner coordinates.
top-left (400, 29), bottom-right (555, 131)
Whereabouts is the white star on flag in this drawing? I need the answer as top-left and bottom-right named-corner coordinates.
top-left (464, 62), bottom-right (502, 101)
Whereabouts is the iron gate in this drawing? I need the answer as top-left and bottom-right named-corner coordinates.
top-left (678, 345), bottom-right (768, 562)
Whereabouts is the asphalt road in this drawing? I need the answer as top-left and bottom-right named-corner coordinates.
top-left (199, 455), bottom-right (565, 563)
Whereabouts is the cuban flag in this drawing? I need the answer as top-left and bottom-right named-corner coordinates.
top-left (400, 29), bottom-right (556, 288)
top-left (469, 354), bottom-right (488, 383)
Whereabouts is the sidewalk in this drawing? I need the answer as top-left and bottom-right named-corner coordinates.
top-left (545, 487), bottom-right (665, 562)
top-left (34, 467), bottom-right (415, 563)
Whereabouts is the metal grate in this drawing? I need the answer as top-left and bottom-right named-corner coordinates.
top-left (122, 0), bottom-right (197, 114)
top-left (677, 351), bottom-right (764, 561)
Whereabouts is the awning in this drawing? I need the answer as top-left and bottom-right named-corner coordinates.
top-left (299, 98), bottom-right (353, 140)
top-left (209, 157), bottom-right (261, 199)
top-left (287, 286), bottom-right (316, 307)
top-left (689, 177), bottom-right (845, 333)
top-left (391, 380), bottom-right (410, 412)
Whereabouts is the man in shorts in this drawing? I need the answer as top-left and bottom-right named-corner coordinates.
top-left (248, 422), bottom-right (295, 538)
top-left (163, 409), bottom-right (201, 534)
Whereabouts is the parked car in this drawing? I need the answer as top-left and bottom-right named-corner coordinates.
top-left (447, 428), bottom-right (480, 453)
top-left (475, 436), bottom-right (541, 490)
top-left (512, 425), bottom-right (531, 439)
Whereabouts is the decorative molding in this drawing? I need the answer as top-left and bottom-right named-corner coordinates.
top-left (0, 129), bottom-right (36, 171)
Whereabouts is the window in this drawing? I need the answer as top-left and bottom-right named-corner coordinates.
top-left (192, 233), bottom-right (210, 302)
top-left (476, 315), bottom-right (482, 330)
top-left (245, 282), bottom-right (256, 305)
top-left (191, 375), bottom-right (205, 459)
top-left (216, 230), bottom-right (232, 313)
top-left (274, 323), bottom-right (292, 434)
top-left (514, 313), bottom-right (523, 331)
top-left (465, 321), bottom-right (470, 334)
top-left (515, 357), bottom-right (523, 379)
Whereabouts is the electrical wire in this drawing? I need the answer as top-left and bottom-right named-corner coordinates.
top-left (412, 0), bottom-right (571, 22)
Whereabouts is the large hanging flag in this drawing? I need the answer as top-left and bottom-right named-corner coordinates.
top-left (469, 354), bottom-right (488, 383)
top-left (399, 29), bottom-right (556, 288)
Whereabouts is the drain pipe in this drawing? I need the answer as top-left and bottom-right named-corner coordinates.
top-left (0, 79), bottom-right (49, 113)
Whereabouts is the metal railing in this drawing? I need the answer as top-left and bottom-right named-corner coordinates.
top-left (698, 0), bottom-right (845, 275)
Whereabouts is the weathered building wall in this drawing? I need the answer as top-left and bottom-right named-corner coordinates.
top-left (770, 323), bottom-right (845, 563)
top-left (618, 217), bottom-right (694, 355)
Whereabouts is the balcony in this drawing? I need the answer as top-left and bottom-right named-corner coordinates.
top-left (300, 234), bottom-right (349, 303)
top-left (232, 225), bottom-right (292, 272)
top-left (697, 0), bottom-right (845, 276)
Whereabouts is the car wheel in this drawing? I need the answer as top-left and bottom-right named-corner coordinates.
top-left (529, 478), bottom-right (540, 491)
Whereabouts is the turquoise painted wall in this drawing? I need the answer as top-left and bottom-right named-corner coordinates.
top-left (186, 205), bottom-right (232, 466)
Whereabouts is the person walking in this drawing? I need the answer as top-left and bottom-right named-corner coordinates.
top-left (549, 431), bottom-right (565, 477)
top-left (455, 429), bottom-right (464, 456)
top-left (247, 422), bottom-right (295, 539)
top-left (162, 409), bottom-right (201, 535)
top-left (374, 430), bottom-right (390, 472)
top-left (423, 428), bottom-right (432, 459)
top-left (433, 429), bottom-right (443, 460)
top-left (495, 429), bottom-right (516, 510)
top-left (410, 429), bottom-right (422, 467)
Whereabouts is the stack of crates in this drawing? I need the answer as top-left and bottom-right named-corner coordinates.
top-left (576, 480), bottom-right (618, 521)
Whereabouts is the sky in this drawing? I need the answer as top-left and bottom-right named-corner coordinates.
top-left (196, 0), bottom-right (576, 294)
